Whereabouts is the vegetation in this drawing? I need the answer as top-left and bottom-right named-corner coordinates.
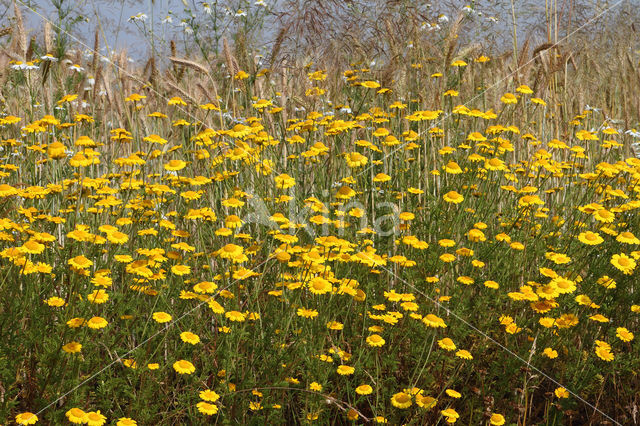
top-left (1, 0), bottom-right (640, 424)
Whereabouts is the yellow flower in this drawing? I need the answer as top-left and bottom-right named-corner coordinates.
top-left (326, 321), bottom-right (344, 330)
top-left (438, 337), bottom-right (456, 351)
top-left (225, 311), bottom-right (246, 322)
top-left (87, 316), bottom-right (108, 329)
top-left (407, 110), bottom-right (442, 121)
top-left (297, 308), bottom-right (319, 318)
top-left (347, 409), bottom-right (359, 420)
top-left (62, 341), bottom-right (82, 353)
top-left (443, 160), bottom-right (464, 174)
top-left (68, 255), bottom-right (92, 269)
top-left (389, 391), bottom-right (411, 409)
top-left (554, 387), bottom-right (569, 398)
top-left (274, 173), bottom-right (296, 189)
top-left (593, 208), bottom-right (615, 223)
top-left (535, 284), bottom-right (558, 300)
top-left (616, 327), bottom-right (634, 342)
top-left (445, 389), bottom-right (461, 398)
top-left (335, 185), bottom-right (356, 199)
top-left (21, 239), bottom-right (45, 254)
top-left (516, 84), bottom-right (533, 94)
top-left (122, 359), bottom-right (137, 369)
top-left (168, 96), bottom-right (187, 106)
top-left (45, 296), bottom-right (66, 307)
top-left (467, 132), bottom-right (487, 142)
top-left (595, 346), bottom-right (614, 361)
top-left (87, 289), bottom-right (109, 304)
top-left (208, 299), bottom-right (225, 314)
top-left (106, 231), bottom-right (128, 244)
top-left (252, 98), bottom-right (274, 109)
top-left (373, 173), bottom-right (391, 182)
top-left (199, 102), bottom-right (220, 111)
top-left (309, 381), bottom-right (323, 391)
top-left (66, 408), bottom-right (87, 424)
top-left (551, 277), bottom-right (576, 294)
top-left (234, 70), bottom-right (249, 79)
top-left (85, 410), bottom-right (107, 426)
top-left (412, 394), bottom-right (435, 409)
top-left (617, 231), bottom-right (640, 244)
top-left (200, 389), bottom-right (220, 402)
top-left (125, 93), bottom-right (145, 102)
top-left (171, 264), bottom-right (191, 276)
top-left (196, 401), bottom-right (218, 415)
top-left (500, 92), bottom-right (518, 104)
top-left (164, 159), bottom-right (187, 171)
top-left (467, 228), bottom-right (486, 242)
top-left (152, 312), bottom-right (172, 323)
top-left (308, 276), bottom-right (332, 295)
top-left (485, 157), bottom-right (507, 171)
top-left (360, 80), bottom-right (381, 88)
top-left (67, 317), bottom-right (85, 328)
top-left (589, 314), bottom-right (609, 323)
top-left (440, 253), bottom-right (456, 263)
top-left (15, 412), bottom-right (38, 425)
top-left (443, 191), bottom-right (464, 204)
top-left (505, 323), bottom-right (521, 334)
top-left (307, 70), bottom-right (327, 80)
top-left (215, 244), bottom-right (248, 263)
top-left (490, 413), bottom-right (506, 425)
top-left (355, 384), bottom-right (373, 395)
top-left (143, 134), bottom-right (167, 144)
top-left (547, 252), bottom-right (571, 265)
top-left (455, 349), bottom-right (472, 359)
top-left (345, 152), bottom-right (368, 168)
top-left (336, 365), bottom-right (355, 375)
top-left (598, 276), bottom-right (617, 289)
top-left (180, 331), bottom-right (200, 344)
top-left (611, 253), bottom-right (636, 275)
top-left (518, 194), bottom-right (544, 207)
top-left (577, 231), bottom-right (604, 245)
top-left (366, 334), bottom-right (386, 347)
top-left (173, 359), bottom-right (196, 374)
top-left (0, 183), bottom-right (19, 197)
top-left (441, 408), bottom-right (460, 422)
top-left (484, 280), bottom-right (499, 289)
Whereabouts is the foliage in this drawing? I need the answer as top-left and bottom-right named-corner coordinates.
top-left (1, 1), bottom-right (640, 425)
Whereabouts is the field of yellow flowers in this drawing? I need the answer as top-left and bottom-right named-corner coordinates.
top-left (2, 3), bottom-right (640, 425)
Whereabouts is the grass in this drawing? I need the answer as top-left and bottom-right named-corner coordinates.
top-left (1, 1), bottom-right (640, 425)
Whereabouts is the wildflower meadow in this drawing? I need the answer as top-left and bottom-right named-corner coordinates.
top-left (1, 0), bottom-right (640, 424)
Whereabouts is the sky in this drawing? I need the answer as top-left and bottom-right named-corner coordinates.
top-left (1, 0), bottom-right (625, 63)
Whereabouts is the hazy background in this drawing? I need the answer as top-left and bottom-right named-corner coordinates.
top-left (1, 0), bottom-right (635, 64)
